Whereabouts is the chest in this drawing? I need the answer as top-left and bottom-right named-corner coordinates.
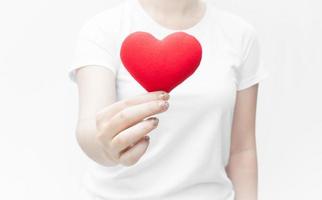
top-left (114, 31), bottom-right (238, 113)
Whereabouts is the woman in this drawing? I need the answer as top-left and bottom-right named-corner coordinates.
top-left (68, 0), bottom-right (269, 199)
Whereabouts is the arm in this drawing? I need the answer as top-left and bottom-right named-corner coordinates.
top-left (69, 15), bottom-right (169, 167)
top-left (225, 84), bottom-right (259, 200)
top-left (74, 65), bottom-right (118, 167)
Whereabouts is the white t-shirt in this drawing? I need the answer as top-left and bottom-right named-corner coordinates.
top-left (68, 0), bottom-right (270, 199)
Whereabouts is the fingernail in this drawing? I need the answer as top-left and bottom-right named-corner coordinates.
top-left (161, 101), bottom-right (169, 110)
top-left (153, 117), bottom-right (159, 126)
top-left (160, 92), bottom-right (170, 100)
top-left (148, 117), bottom-right (159, 126)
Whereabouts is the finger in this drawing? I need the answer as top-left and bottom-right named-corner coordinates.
top-left (96, 90), bottom-right (169, 130)
top-left (110, 117), bottom-right (158, 152)
top-left (106, 99), bottom-right (169, 139)
top-left (119, 136), bottom-right (150, 166)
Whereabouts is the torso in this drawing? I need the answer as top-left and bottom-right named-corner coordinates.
top-left (80, 1), bottom-right (256, 199)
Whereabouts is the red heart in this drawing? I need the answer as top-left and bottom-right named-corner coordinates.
top-left (120, 31), bottom-right (202, 93)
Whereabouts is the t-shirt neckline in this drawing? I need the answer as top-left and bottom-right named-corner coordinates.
top-left (132, 0), bottom-right (209, 33)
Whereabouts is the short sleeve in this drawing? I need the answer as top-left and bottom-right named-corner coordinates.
top-left (68, 17), bottom-right (119, 83)
top-left (235, 27), bottom-right (270, 91)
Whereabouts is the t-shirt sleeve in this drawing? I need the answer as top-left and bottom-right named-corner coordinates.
top-left (68, 17), bottom-right (119, 83)
top-left (235, 26), bottom-right (270, 91)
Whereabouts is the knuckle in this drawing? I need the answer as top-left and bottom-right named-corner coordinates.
top-left (98, 122), bottom-right (110, 133)
top-left (118, 110), bottom-right (130, 123)
top-left (116, 136), bottom-right (129, 148)
top-left (109, 139), bottom-right (118, 150)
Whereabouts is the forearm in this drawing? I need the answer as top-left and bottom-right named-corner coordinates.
top-left (226, 148), bottom-right (258, 200)
top-left (75, 118), bottom-right (117, 167)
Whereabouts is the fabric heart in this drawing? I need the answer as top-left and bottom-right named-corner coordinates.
top-left (120, 31), bottom-right (202, 93)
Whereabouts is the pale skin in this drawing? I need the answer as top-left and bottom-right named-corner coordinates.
top-left (74, 0), bottom-right (258, 200)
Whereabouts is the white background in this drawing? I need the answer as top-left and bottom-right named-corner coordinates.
top-left (0, 0), bottom-right (321, 199)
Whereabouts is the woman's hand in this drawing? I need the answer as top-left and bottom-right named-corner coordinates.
top-left (95, 91), bottom-right (170, 166)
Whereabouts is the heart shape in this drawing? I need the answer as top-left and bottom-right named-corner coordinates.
top-left (120, 31), bottom-right (202, 93)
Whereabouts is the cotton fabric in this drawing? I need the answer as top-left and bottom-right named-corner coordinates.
top-left (68, 0), bottom-right (269, 199)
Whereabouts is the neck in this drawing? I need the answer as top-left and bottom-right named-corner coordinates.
top-left (139, 0), bottom-right (201, 15)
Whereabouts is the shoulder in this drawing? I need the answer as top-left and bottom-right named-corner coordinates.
top-left (212, 5), bottom-right (258, 39)
top-left (78, 1), bottom-right (128, 36)
top-left (209, 4), bottom-right (259, 58)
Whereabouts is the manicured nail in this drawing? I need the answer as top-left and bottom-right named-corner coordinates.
top-left (148, 117), bottom-right (159, 126)
top-left (160, 92), bottom-right (170, 100)
top-left (153, 117), bottom-right (159, 126)
top-left (159, 101), bottom-right (169, 110)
